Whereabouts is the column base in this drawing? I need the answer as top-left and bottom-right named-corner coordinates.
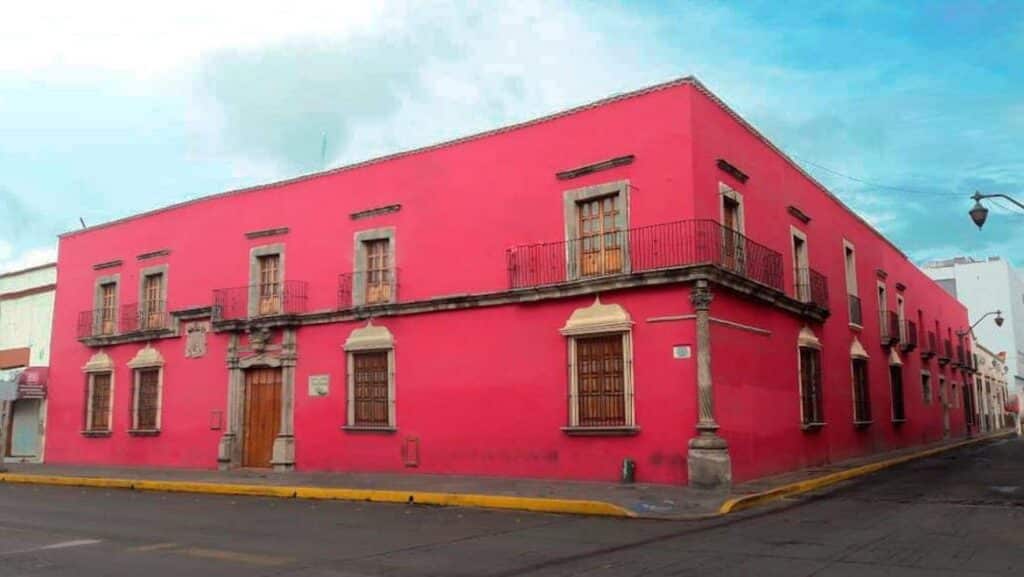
top-left (271, 434), bottom-right (295, 472)
top-left (688, 435), bottom-right (731, 490)
top-left (217, 433), bottom-right (236, 471)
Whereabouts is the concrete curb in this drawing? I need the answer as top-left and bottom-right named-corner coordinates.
top-left (0, 473), bottom-right (635, 518)
top-left (718, 431), bottom-right (1014, 515)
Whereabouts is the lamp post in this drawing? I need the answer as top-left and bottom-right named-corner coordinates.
top-left (956, 310), bottom-right (1005, 339)
top-left (969, 192), bottom-right (1024, 230)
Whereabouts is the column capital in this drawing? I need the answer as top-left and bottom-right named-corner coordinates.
top-left (690, 280), bottom-right (713, 311)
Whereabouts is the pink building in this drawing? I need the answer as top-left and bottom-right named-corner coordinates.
top-left (46, 78), bottom-right (977, 487)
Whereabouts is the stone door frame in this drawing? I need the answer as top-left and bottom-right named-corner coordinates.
top-left (219, 328), bottom-right (297, 471)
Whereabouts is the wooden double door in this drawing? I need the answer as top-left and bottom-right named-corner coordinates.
top-left (243, 368), bottom-right (282, 468)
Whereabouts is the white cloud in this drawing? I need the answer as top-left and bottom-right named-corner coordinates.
top-left (0, 241), bottom-right (57, 274)
top-left (0, 1), bottom-right (384, 76)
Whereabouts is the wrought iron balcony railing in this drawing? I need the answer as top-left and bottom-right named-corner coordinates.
top-left (795, 267), bottom-right (830, 309)
top-left (922, 330), bottom-right (937, 359)
top-left (939, 339), bottom-right (953, 365)
top-left (848, 294), bottom-right (863, 326)
top-left (900, 320), bottom-right (918, 352)
top-left (77, 302), bottom-right (171, 339)
top-left (121, 301), bottom-right (171, 333)
top-left (506, 219), bottom-right (786, 294)
top-left (338, 269), bottom-right (400, 310)
top-left (880, 310), bottom-right (900, 346)
top-left (212, 280), bottom-right (308, 322)
top-left (954, 344), bottom-right (966, 367)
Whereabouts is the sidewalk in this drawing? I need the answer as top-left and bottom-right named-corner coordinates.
top-left (1, 431), bottom-right (1012, 519)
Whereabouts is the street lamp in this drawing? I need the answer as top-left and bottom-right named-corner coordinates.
top-left (957, 310), bottom-right (1004, 338)
top-left (969, 191), bottom-right (1024, 230)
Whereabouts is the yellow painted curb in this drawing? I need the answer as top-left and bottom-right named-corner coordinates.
top-left (719, 431), bottom-right (1013, 515)
top-left (293, 486), bottom-right (634, 517)
top-left (0, 473), bottom-right (633, 518)
top-left (132, 480), bottom-right (297, 499)
top-left (0, 473), bottom-right (135, 490)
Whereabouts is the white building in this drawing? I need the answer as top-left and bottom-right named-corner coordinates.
top-left (973, 343), bottom-right (1011, 432)
top-left (924, 257), bottom-right (1024, 394)
top-left (0, 263), bottom-right (56, 463)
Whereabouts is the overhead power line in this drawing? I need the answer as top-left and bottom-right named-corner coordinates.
top-left (791, 155), bottom-right (964, 198)
top-left (989, 198), bottom-right (1024, 217)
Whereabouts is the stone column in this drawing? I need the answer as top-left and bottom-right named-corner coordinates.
top-left (218, 333), bottom-right (241, 470)
top-left (687, 280), bottom-right (732, 490)
top-left (272, 328), bottom-right (297, 471)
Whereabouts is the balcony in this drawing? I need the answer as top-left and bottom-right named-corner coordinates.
top-left (795, 267), bottom-right (830, 310)
top-left (338, 269), bottom-right (400, 310)
top-left (847, 294), bottom-right (863, 327)
top-left (939, 339), bottom-right (953, 365)
top-left (77, 302), bottom-right (171, 341)
top-left (954, 344), bottom-right (966, 368)
top-left (879, 310), bottom-right (900, 346)
top-left (506, 219), bottom-right (787, 295)
top-left (921, 331), bottom-right (937, 359)
top-left (121, 301), bottom-right (171, 333)
top-left (899, 320), bottom-right (918, 352)
top-left (212, 280), bottom-right (308, 322)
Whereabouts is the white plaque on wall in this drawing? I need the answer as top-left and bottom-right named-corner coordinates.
top-left (308, 374), bottom-right (330, 397)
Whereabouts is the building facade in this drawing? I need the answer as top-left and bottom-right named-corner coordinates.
top-left (46, 78), bottom-right (973, 487)
top-left (924, 257), bottom-right (1024, 394)
top-left (973, 343), bottom-right (1011, 432)
top-left (0, 263), bottom-right (56, 463)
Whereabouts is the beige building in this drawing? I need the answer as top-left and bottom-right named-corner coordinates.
top-left (0, 263), bottom-right (56, 463)
top-left (973, 343), bottom-right (1011, 433)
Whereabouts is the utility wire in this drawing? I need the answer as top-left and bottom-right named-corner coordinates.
top-left (791, 155), bottom-right (964, 198)
top-left (989, 198), bottom-right (1024, 217)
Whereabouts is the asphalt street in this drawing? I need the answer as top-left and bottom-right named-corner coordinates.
top-left (1, 438), bottom-right (1022, 576)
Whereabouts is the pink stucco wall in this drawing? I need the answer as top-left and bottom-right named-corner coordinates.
top-left (45, 79), bottom-right (971, 484)
top-left (687, 85), bottom-right (971, 482)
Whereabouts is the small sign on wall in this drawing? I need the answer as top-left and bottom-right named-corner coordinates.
top-left (308, 374), bottom-right (330, 397)
top-left (673, 345), bottom-right (692, 359)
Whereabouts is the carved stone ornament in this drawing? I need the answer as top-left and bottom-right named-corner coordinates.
top-left (185, 321), bottom-right (210, 358)
top-left (690, 285), bottom-right (713, 311)
top-left (82, 350), bottom-right (114, 373)
top-left (344, 320), bottom-right (395, 351)
top-left (248, 327), bottom-right (272, 354)
top-left (559, 297), bottom-right (633, 336)
top-left (127, 344), bottom-right (165, 368)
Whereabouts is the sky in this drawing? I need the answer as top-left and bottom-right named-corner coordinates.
top-left (0, 0), bottom-right (1021, 273)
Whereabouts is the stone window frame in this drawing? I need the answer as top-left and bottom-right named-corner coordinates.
top-left (876, 278), bottom-right (888, 316)
top-left (93, 273), bottom-right (120, 334)
top-left (790, 226), bottom-right (810, 303)
top-left (352, 228), bottom-right (397, 307)
top-left (850, 337), bottom-right (872, 426)
top-left (921, 370), bottom-right (933, 405)
top-left (82, 351), bottom-right (115, 436)
top-left (559, 298), bottom-right (637, 434)
top-left (895, 293), bottom-right (906, 342)
top-left (719, 182), bottom-right (746, 235)
top-left (797, 326), bottom-right (824, 429)
top-left (138, 264), bottom-right (169, 328)
top-left (342, 322), bottom-right (397, 431)
top-left (562, 180), bottom-right (631, 281)
top-left (127, 345), bottom-right (165, 435)
top-left (843, 239), bottom-right (861, 329)
top-left (888, 349), bottom-right (906, 423)
top-left (248, 244), bottom-right (285, 318)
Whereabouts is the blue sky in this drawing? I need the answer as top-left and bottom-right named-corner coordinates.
top-left (0, 1), bottom-right (1021, 273)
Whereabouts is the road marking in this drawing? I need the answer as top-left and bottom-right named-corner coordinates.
top-left (0, 539), bottom-right (103, 556)
top-left (178, 547), bottom-right (292, 566)
top-left (129, 542), bottom-right (179, 552)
